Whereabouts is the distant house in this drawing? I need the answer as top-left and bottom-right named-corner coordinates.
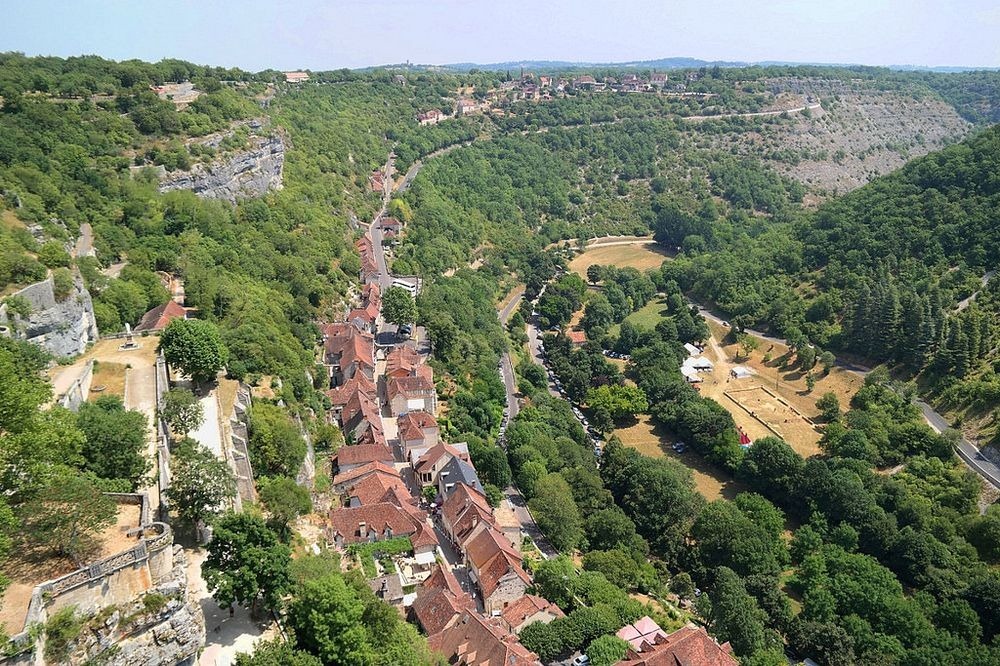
top-left (333, 442), bottom-right (394, 474)
top-left (573, 75), bottom-right (597, 89)
top-left (332, 461), bottom-right (400, 493)
top-left (414, 442), bottom-right (469, 487)
top-left (380, 216), bottom-right (403, 236)
top-left (325, 372), bottom-right (377, 424)
top-left (617, 616), bottom-right (669, 651)
top-left (501, 594), bottom-right (564, 633)
top-left (386, 346), bottom-right (430, 380)
top-left (387, 374), bottom-right (437, 416)
top-left (328, 501), bottom-right (438, 555)
top-left (344, 471), bottom-right (411, 507)
top-left (456, 98), bottom-right (480, 115)
top-left (650, 72), bottom-right (668, 87)
top-left (441, 482), bottom-right (494, 545)
top-left (284, 71), bottom-right (310, 83)
top-left (463, 524), bottom-right (531, 614)
top-left (616, 621), bottom-right (738, 665)
top-left (345, 282), bottom-right (381, 333)
top-left (134, 300), bottom-right (187, 333)
top-left (417, 109), bottom-right (444, 125)
top-left (427, 611), bottom-right (541, 666)
top-left (567, 329), bottom-right (587, 346)
top-left (323, 322), bottom-right (375, 385)
top-left (411, 564), bottom-right (474, 636)
top-left (398, 410), bottom-right (440, 459)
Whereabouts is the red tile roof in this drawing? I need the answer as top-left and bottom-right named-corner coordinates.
top-left (386, 346), bottom-right (424, 377)
top-left (427, 611), bottom-right (541, 666)
top-left (346, 472), bottom-right (409, 506)
top-left (334, 443), bottom-right (394, 468)
top-left (386, 374), bottom-right (435, 401)
top-left (442, 482), bottom-right (495, 544)
top-left (412, 565), bottom-right (475, 636)
top-left (398, 410), bottom-right (438, 442)
top-left (328, 501), bottom-right (433, 547)
top-left (501, 594), bottom-right (564, 632)
top-left (414, 443), bottom-right (468, 478)
top-left (477, 548), bottom-right (531, 599)
top-left (324, 325), bottom-right (375, 372)
top-left (567, 329), bottom-right (587, 345)
top-left (325, 373), bottom-right (376, 407)
top-left (462, 524), bottom-right (530, 599)
top-left (340, 390), bottom-right (382, 439)
top-left (135, 300), bottom-right (186, 332)
top-left (332, 461), bottom-right (399, 488)
top-left (616, 624), bottom-right (738, 666)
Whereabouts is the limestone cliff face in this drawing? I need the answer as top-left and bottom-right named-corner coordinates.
top-left (158, 134), bottom-right (285, 203)
top-left (68, 546), bottom-right (206, 666)
top-left (0, 275), bottom-right (98, 358)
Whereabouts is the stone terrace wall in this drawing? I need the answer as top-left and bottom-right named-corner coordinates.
top-left (0, 494), bottom-right (201, 666)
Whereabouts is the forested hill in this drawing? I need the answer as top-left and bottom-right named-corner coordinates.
top-left (676, 125), bottom-right (1000, 446)
top-left (803, 124), bottom-right (999, 275)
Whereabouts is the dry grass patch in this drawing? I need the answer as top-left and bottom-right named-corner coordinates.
top-left (88, 361), bottom-right (127, 401)
top-left (568, 242), bottom-right (671, 277)
top-left (615, 414), bottom-right (748, 501)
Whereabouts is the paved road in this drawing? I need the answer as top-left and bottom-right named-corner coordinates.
top-left (525, 316), bottom-right (561, 399)
top-left (497, 289), bottom-right (525, 420)
top-left (956, 270), bottom-right (996, 312)
top-left (917, 401), bottom-right (1000, 489)
top-left (505, 485), bottom-right (558, 559)
top-left (367, 156), bottom-right (395, 291)
top-left (493, 289), bottom-right (559, 558)
top-left (396, 141), bottom-right (471, 194)
top-left (189, 549), bottom-right (276, 666)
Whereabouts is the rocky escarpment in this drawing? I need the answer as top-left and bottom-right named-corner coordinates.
top-left (158, 133), bottom-right (285, 203)
top-left (66, 546), bottom-right (205, 666)
top-left (0, 274), bottom-right (98, 358)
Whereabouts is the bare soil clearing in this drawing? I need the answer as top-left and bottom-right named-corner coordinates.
top-left (699, 322), bottom-right (863, 458)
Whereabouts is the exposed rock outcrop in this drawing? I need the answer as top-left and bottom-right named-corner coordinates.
top-left (158, 134), bottom-right (285, 203)
top-left (0, 274), bottom-right (98, 358)
top-left (68, 546), bottom-right (205, 666)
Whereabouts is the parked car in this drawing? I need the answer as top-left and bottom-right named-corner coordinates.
top-left (672, 442), bottom-right (688, 453)
top-left (399, 324), bottom-right (412, 337)
top-left (572, 655), bottom-right (591, 666)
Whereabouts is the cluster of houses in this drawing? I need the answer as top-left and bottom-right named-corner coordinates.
top-left (318, 202), bottom-right (743, 664)
top-left (414, 70), bottom-right (709, 125)
top-left (320, 269), bottom-right (552, 663)
top-left (615, 616), bottom-right (739, 666)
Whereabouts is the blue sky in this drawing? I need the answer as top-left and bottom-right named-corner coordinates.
top-left (2, 0), bottom-right (998, 70)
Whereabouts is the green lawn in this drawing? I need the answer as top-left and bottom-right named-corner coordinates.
top-left (609, 297), bottom-right (668, 336)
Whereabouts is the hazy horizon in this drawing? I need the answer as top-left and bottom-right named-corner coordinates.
top-left (2, 0), bottom-right (999, 72)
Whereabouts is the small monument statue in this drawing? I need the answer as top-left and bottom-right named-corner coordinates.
top-left (120, 322), bottom-right (140, 350)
